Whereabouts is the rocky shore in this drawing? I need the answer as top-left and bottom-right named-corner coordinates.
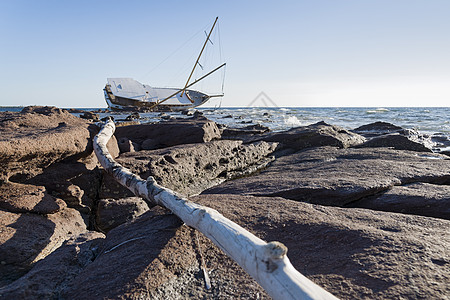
top-left (1, 106), bottom-right (449, 299)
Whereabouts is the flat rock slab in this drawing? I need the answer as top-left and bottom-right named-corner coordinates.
top-left (193, 195), bottom-right (450, 299)
top-left (203, 147), bottom-right (450, 212)
top-left (0, 207), bottom-right (86, 287)
top-left (351, 182), bottom-right (450, 220)
top-left (100, 140), bottom-right (277, 198)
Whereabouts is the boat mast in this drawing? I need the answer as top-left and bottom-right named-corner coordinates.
top-left (148, 62), bottom-right (226, 110)
top-left (181, 17), bottom-right (219, 98)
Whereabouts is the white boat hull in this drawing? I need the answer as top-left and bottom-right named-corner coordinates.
top-left (104, 78), bottom-right (211, 111)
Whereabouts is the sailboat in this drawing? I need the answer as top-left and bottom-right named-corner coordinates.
top-left (103, 17), bottom-right (225, 112)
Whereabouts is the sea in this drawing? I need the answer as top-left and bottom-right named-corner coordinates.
top-left (2, 106), bottom-right (450, 152)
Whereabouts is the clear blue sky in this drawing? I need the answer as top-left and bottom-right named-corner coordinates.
top-left (1, 0), bottom-right (449, 108)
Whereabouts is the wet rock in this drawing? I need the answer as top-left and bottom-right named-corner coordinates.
top-left (159, 113), bottom-right (172, 120)
top-left (353, 121), bottom-right (435, 152)
top-left (350, 182), bottom-right (450, 220)
top-left (0, 207), bottom-right (86, 287)
top-left (0, 182), bottom-right (66, 214)
top-left (203, 147), bottom-right (450, 210)
top-left (80, 111), bottom-right (100, 122)
top-left (259, 121), bottom-right (365, 151)
top-left (96, 197), bottom-right (151, 232)
top-left (0, 106), bottom-right (94, 182)
top-left (0, 231), bottom-right (104, 299)
top-left (353, 121), bottom-right (404, 137)
top-left (221, 124), bottom-right (271, 140)
top-left (125, 112), bottom-right (140, 121)
top-left (357, 133), bottom-right (433, 152)
top-left (114, 118), bottom-right (221, 151)
top-left (100, 140), bottom-right (278, 197)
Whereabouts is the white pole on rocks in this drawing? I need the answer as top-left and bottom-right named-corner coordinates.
top-left (94, 118), bottom-right (338, 300)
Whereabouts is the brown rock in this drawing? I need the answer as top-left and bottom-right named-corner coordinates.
top-left (260, 121), bottom-right (365, 151)
top-left (24, 162), bottom-right (103, 212)
top-left (114, 118), bottom-right (221, 150)
top-left (0, 106), bottom-right (93, 182)
top-left (193, 194), bottom-right (450, 299)
top-left (357, 133), bottom-right (432, 152)
top-left (0, 231), bottom-right (105, 299)
top-left (100, 140), bottom-right (277, 198)
top-left (351, 182), bottom-right (450, 220)
top-left (0, 182), bottom-right (66, 214)
top-left (60, 209), bottom-right (266, 299)
top-left (117, 137), bottom-right (140, 153)
top-left (21, 195), bottom-right (449, 299)
top-left (0, 207), bottom-right (86, 287)
top-left (80, 111), bottom-right (100, 122)
top-left (353, 121), bottom-right (404, 137)
top-left (203, 147), bottom-right (450, 210)
top-left (96, 197), bottom-right (151, 232)
top-left (353, 121), bottom-right (435, 151)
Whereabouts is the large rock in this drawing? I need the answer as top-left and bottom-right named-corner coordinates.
top-left (192, 195), bottom-right (450, 299)
top-left (351, 182), bottom-right (450, 220)
top-left (114, 117), bottom-right (221, 151)
top-left (100, 140), bottom-right (277, 198)
top-left (96, 197), bottom-right (151, 232)
top-left (0, 106), bottom-right (119, 183)
top-left (59, 208), bottom-right (267, 299)
top-left (357, 133), bottom-right (432, 152)
top-left (353, 121), bottom-right (435, 152)
top-left (259, 121), bottom-right (366, 151)
top-left (203, 147), bottom-right (450, 213)
top-left (0, 106), bottom-right (92, 182)
top-left (353, 121), bottom-right (404, 137)
top-left (9, 195), bottom-right (448, 299)
top-left (0, 231), bottom-right (105, 299)
top-left (0, 207), bottom-right (86, 287)
top-left (24, 162), bottom-right (103, 212)
top-left (0, 182), bottom-right (66, 214)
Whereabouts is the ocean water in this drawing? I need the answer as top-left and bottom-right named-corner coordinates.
top-left (2, 106), bottom-right (449, 151)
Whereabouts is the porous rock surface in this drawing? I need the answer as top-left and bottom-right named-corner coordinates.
top-left (100, 139), bottom-right (277, 198)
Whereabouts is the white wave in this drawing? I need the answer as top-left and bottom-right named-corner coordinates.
top-left (366, 108), bottom-right (389, 114)
top-left (284, 115), bottom-right (302, 127)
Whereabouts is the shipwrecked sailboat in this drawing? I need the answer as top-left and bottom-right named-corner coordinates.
top-left (104, 17), bottom-right (225, 111)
